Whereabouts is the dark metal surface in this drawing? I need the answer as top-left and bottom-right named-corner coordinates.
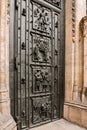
top-left (10, 0), bottom-right (65, 129)
top-left (44, 0), bottom-right (61, 8)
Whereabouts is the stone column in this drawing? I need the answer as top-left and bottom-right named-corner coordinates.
top-left (0, 0), bottom-right (10, 114)
top-left (73, 0), bottom-right (86, 102)
top-left (0, 0), bottom-right (17, 129)
top-left (82, 17), bottom-right (87, 104)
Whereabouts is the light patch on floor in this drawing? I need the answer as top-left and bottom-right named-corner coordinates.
top-left (30, 119), bottom-right (87, 130)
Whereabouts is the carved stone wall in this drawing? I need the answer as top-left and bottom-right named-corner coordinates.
top-left (64, 0), bottom-right (87, 128)
top-left (79, 16), bottom-right (87, 104)
top-left (73, 0), bottom-right (86, 103)
top-left (0, 0), bottom-right (17, 129)
top-left (0, 0), bottom-right (10, 114)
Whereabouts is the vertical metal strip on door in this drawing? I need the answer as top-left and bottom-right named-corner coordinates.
top-left (14, 0), bottom-right (30, 129)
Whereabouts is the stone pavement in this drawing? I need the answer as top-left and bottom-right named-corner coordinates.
top-left (30, 119), bottom-right (87, 130)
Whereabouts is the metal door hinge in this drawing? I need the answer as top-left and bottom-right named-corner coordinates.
top-left (22, 9), bottom-right (26, 16)
top-left (15, 0), bottom-right (18, 9)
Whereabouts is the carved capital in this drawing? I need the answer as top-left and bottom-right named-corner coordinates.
top-left (79, 16), bottom-right (87, 37)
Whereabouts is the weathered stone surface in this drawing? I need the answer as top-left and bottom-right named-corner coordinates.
top-left (64, 0), bottom-right (87, 128)
top-left (31, 119), bottom-right (86, 130)
top-left (69, 106), bottom-right (81, 125)
top-left (0, 113), bottom-right (17, 130)
top-left (81, 110), bottom-right (87, 128)
top-left (64, 104), bottom-right (87, 129)
top-left (0, 0), bottom-right (17, 129)
top-left (0, 0), bottom-right (10, 114)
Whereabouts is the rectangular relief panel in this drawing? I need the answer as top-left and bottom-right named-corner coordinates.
top-left (31, 66), bottom-right (52, 93)
top-left (32, 34), bottom-right (52, 63)
top-left (30, 96), bottom-right (52, 124)
top-left (32, 2), bottom-right (52, 35)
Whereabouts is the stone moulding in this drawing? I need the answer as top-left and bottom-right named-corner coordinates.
top-left (0, 113), bottom-right (17, 130)
top-left (64, 102), bottom-right (87, 129)
top-left (79, 16), bottom-right (87, 105)
top-left (0, 0), bottom-right (17, 129)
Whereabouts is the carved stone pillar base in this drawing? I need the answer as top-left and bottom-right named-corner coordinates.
top-left (73, 85), bottom-right (82, 102)
top-left (82, 87), bottom-right (87, 104)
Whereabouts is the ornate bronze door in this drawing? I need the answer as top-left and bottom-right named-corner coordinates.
top-left (10, 0), bottom-right (65, 129)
